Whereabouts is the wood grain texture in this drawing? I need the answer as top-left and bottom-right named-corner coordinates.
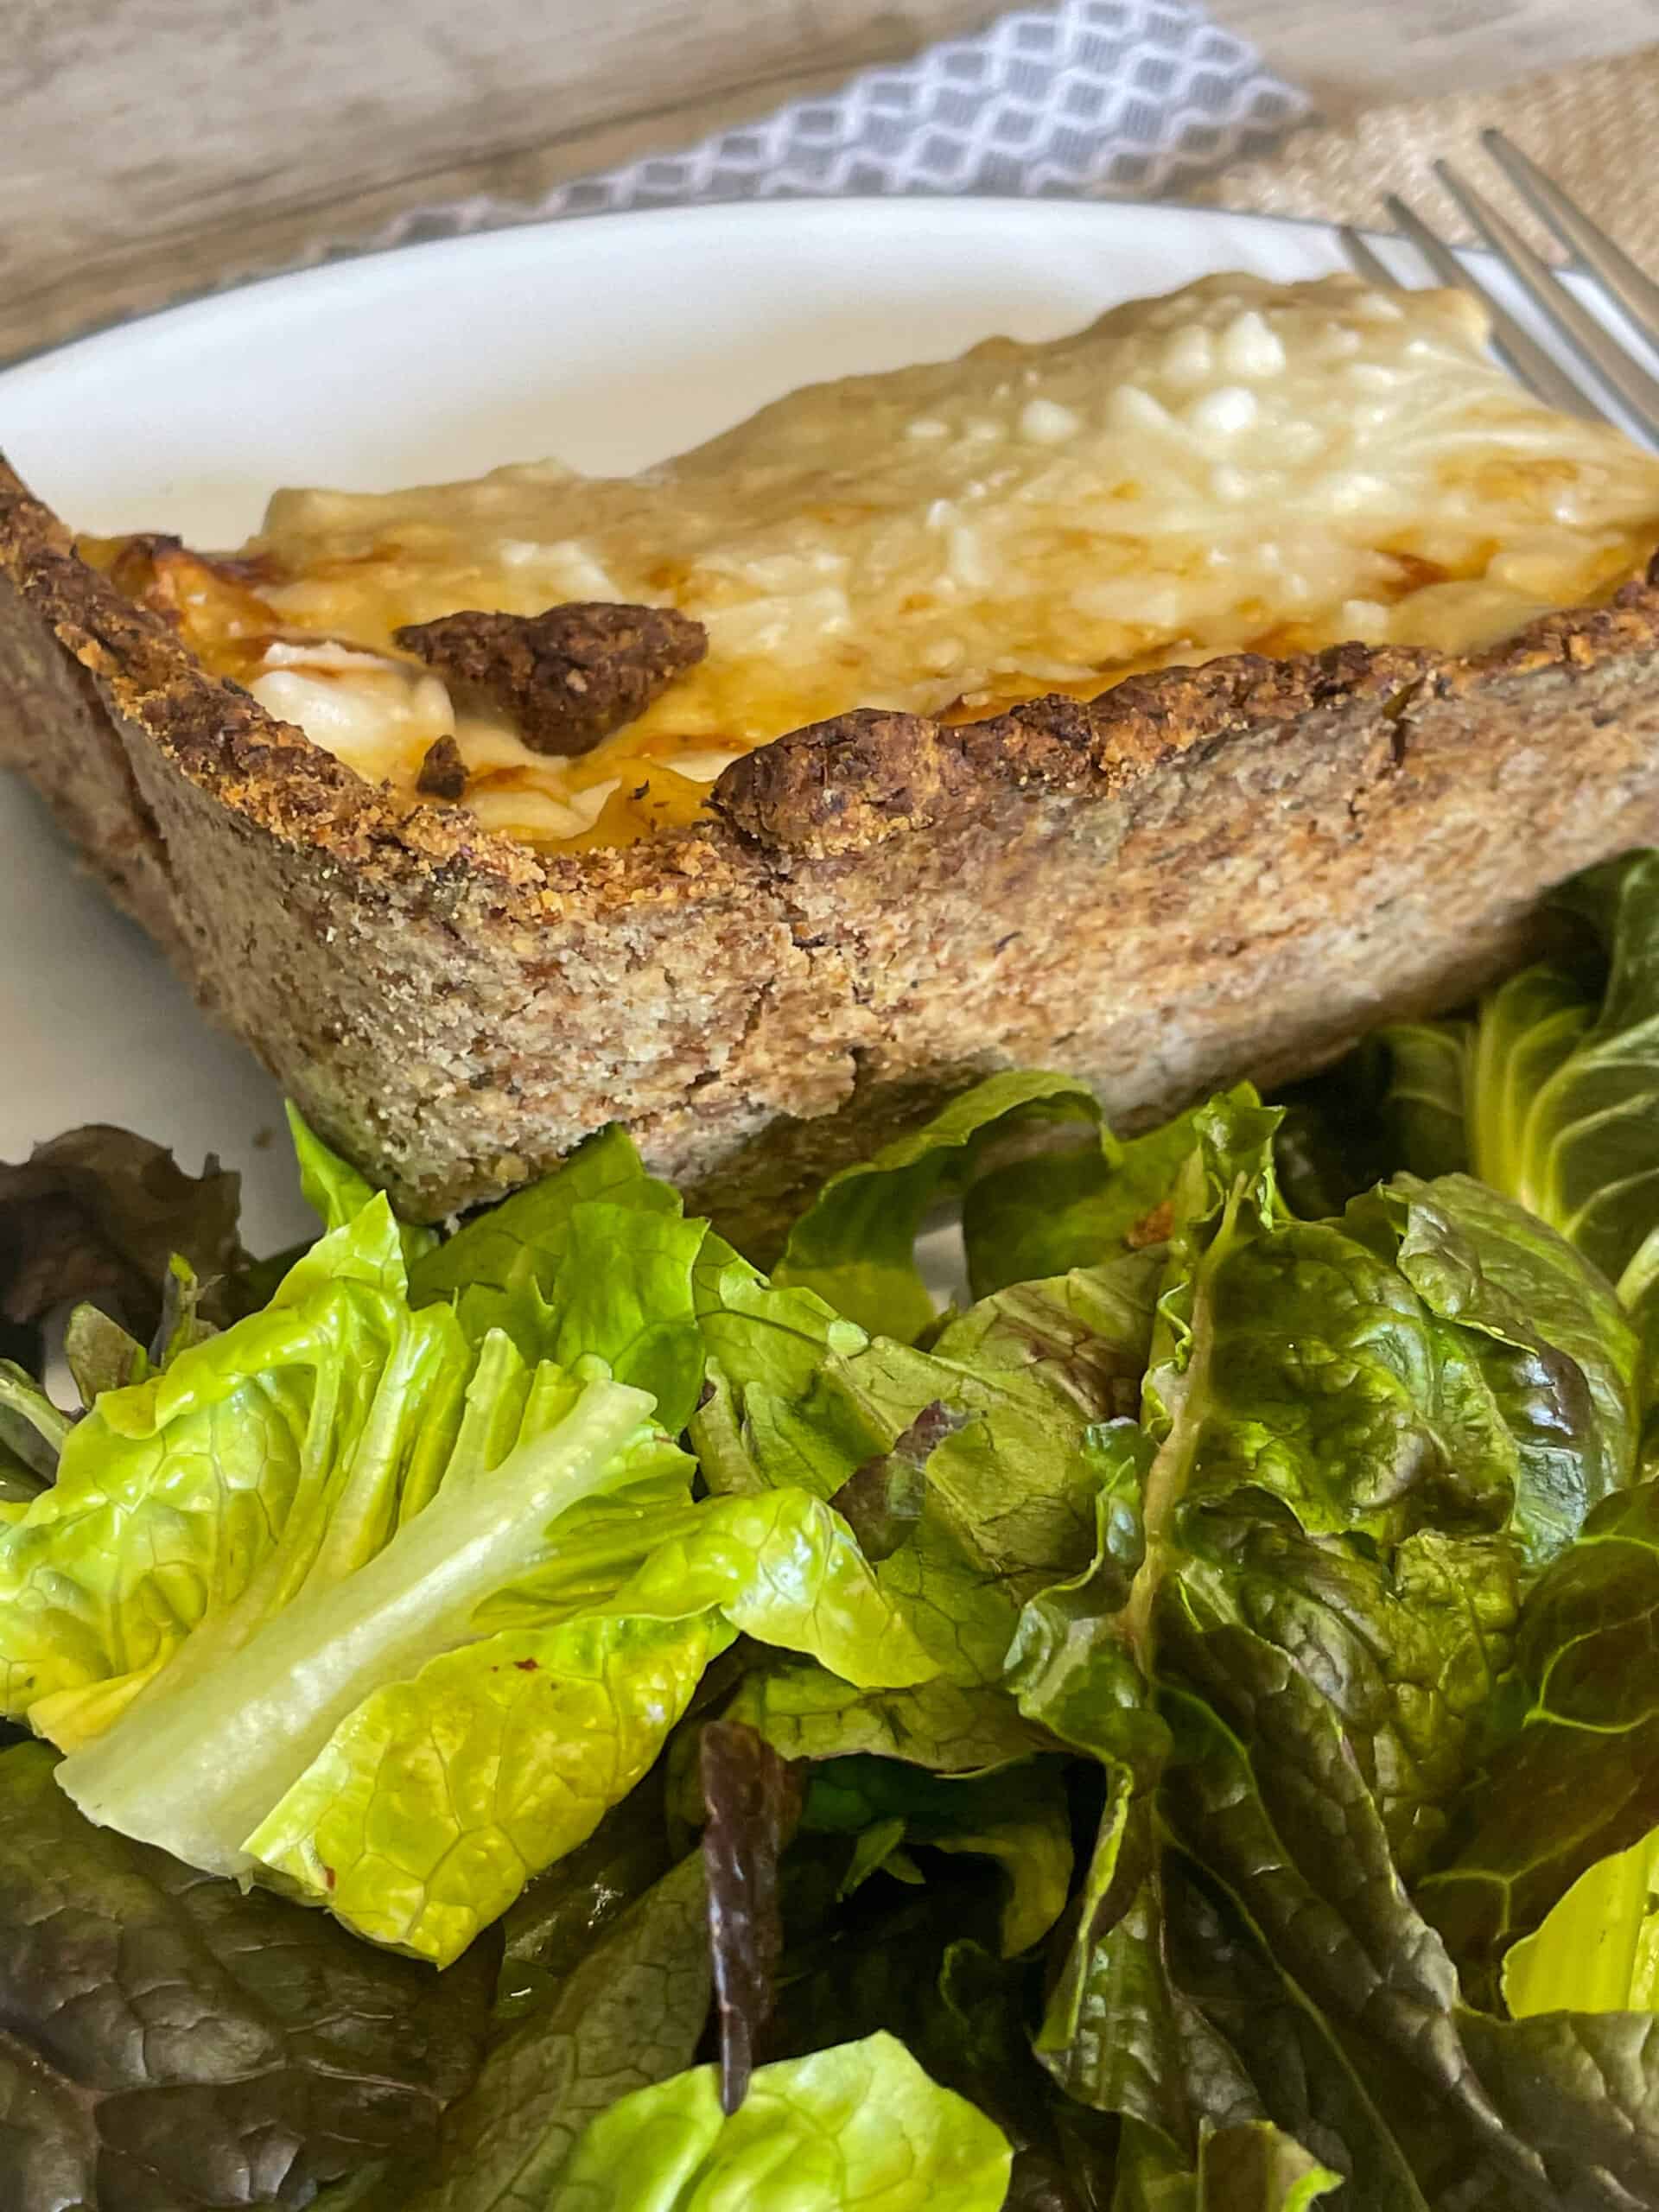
top-left (3, 0), bottom-right (1657, 365)
top-left (1220, 0), bottom-right (1659, 114)
top-left (1, 0), bottom-right (1000, 363)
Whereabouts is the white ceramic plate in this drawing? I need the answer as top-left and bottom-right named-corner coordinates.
top-left (0, 194), bottom-right (1566, 1249)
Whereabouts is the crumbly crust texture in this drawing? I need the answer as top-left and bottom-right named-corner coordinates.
top-left (6, 451), bottom-right (1659, 1239)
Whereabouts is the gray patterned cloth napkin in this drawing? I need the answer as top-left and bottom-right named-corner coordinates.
top-left (369, 0), bottom-right (1310, 258)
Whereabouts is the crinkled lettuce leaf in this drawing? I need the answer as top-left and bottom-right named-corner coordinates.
top-left (51, 1344), bottom-right (665, 1882)
top-left (960, 1091), bottom-right (1236, 1300)
top-left (0, 1154), bottom-right (935, 1962)
top-left (0, 1122), bottom-right (248, 1357)
top-left (995, 1093), bottom-right (1659, 2201)
top-left (0, 1197), bottom-right (472, 1744)
top-left (385, 1853), bottom-right (713, 2212)
top-left (1349, 1171), bottom-right (1638, 1563)
top-left (696, 1237), bottom-right (1157, 1768)
top-left (408, 1126), bottom-right (708, 1430)
top-left (1416, 1477), bottom-right (1659, 2005)
top-left (556, 2032), bottom-right (1013, 2212)
top-left (245, 1486), bottom-right (932, 1959)
top-left (0, 1740), bottom-right (494, 2212)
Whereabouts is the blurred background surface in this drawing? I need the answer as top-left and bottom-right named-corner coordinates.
top-left (8, 0), bottom-right (1659, 364)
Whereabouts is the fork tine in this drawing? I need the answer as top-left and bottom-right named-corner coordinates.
top-left (1338, 226), bottom-right (1400, 289)
top-left (1481, 130), bottom-right (1659, 346)
top-left (1381, 193), bottom-right (1604, 420)
top-left (1433, 160), bottom-right (1659, 441)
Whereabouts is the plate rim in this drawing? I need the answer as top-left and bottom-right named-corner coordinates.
top-left (1, 191), bottom-right (1383, 385)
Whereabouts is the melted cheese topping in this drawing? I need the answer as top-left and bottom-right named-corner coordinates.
top-left (87, 273), bottom-right (1659, 849)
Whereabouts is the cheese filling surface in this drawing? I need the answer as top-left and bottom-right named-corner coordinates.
top-left (86, 273), bottom-right (1659, 850)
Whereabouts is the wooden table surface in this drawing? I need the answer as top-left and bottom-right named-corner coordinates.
top-left (6, 0), bottom-right (1659, 368)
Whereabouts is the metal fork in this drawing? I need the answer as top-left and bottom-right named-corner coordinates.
top-left (1340, 130), bottom-right (1659, 442)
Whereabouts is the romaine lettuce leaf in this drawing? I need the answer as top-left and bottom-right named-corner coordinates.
top-left (1465, 852), bottom-right (1659, 1290)
top-left (240, 1483), bottom-right (932, 1960)
top-left (1369, 1020), bottom-right (1473, 1182)
top-left (556, 2032), bottom-right (1013, 2211)
top-left (1502, 1824), bottom-right (1659, 2018)
top-left (0, 1198), bottom-right (472, 1744)
top-left (0, 1131), bottom-right (885, 1961)
top-left (1415, 1477), bottom-right (1659, 2005)
top-left (54, 1354), bottom-right (665, 1880)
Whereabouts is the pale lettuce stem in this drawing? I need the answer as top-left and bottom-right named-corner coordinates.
top-left (56, 1376), bottom-right (653, 1876)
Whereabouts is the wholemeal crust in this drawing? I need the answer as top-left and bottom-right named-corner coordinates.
top-left (6, 448), bottom-right (1659, 1242)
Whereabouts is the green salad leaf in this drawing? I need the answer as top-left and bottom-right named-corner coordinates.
top-left (960, 1092), bottom-right (1230, 1299)
top-left (391, 1854), bottom-right (713, 2212)
top-left (1502, 1823), bottom-right (1659, 2018)
top-left (556, 2032), bottom-right (1013, 2211)
top-left (1468, 852), bottom-right (1659, 1284)
top-left (772, 1071), bottom-right (1101, 1339)
top-left (20, 851), bottom-right (1659, 2209)
top-left (0, 1173), bottom-right (927, 1963)
top-left (1415, 1477), bottom-right (1659, 2005)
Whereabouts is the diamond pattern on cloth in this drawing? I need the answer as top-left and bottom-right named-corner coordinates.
top-left (375, 0), bottom-right (1309, 255)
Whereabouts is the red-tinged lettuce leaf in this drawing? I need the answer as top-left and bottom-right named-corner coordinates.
top-left (827, 1403), bottom-right (965, 1563)
top-left (1348, 1172), bottom-right (1638, 1565)
top-left (383, 1854), bottom-right (713, 2212)
top-left (494, 1779), bottom-right (673, 2024)
top-left (1003, 1097), bottom-right (1608, 2202)
top-left (1416, 1478), bottom-right (1659, 2004)
top-left (0, 1742), bottom-right (493, 2212)
top-left (1162, 1651), bottom-right (1659, 2210)
top-left (700, 1720), bottom-right (803, 2112)
top-left (0, 1125), bottom-right (246, 1361)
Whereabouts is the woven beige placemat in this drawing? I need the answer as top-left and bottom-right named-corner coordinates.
top-left (1198, 41), bottom-right (1659, 265)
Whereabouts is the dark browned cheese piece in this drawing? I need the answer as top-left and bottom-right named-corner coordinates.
top-left (394, 601), bottom-right (707, 757)
top-left (415, 734), bottom-right (468, 800)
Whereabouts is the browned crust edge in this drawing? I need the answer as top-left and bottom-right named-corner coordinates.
top-left (8, 446), bottom-right (1659, 1233)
